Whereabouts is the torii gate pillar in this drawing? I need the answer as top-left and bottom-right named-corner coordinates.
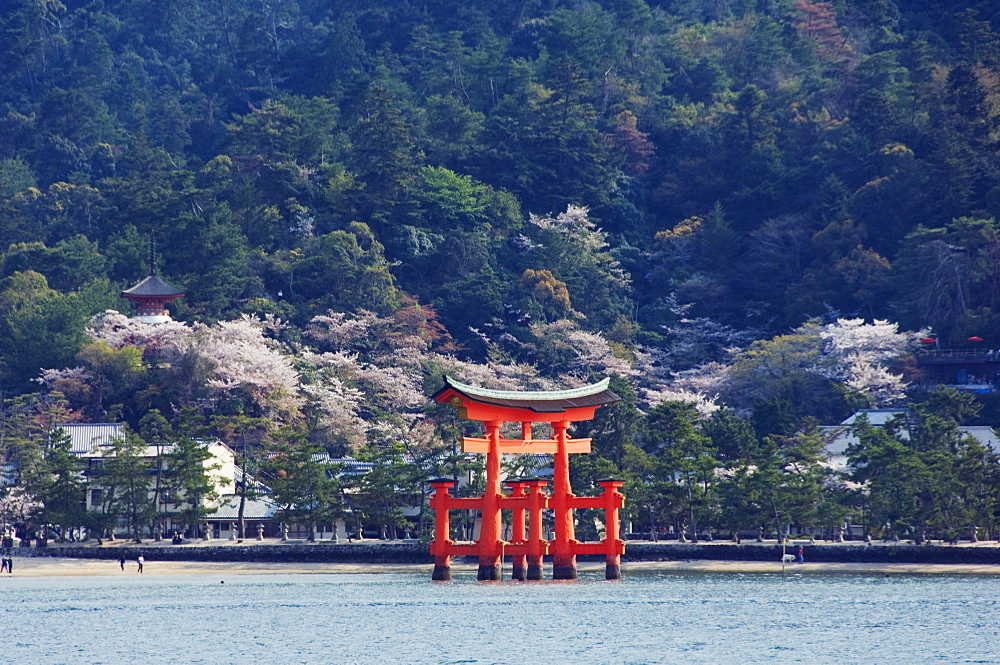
top-left (477, 420), bottom-right (503, 580)
top-left (551, 420), bottom-right (577, 579)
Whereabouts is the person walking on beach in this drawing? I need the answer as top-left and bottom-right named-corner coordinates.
top-left (118, 556), bottom-right (126, 571)
top-left (137, 555), bottom-right (144, 573)
top-left (0, 557), bottom-right (7, 573)
top-left (797, 546), bottom-right (804, 564)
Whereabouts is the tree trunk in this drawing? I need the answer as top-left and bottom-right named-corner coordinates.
top-left (236, 473), bottom-right (247, 540)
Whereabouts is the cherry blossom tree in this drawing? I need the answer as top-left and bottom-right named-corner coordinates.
top-left (195, 315), bottom-right (302, 417)
top-left (643, 387), bottom-right (720, 416)
top-left (297, 351), bottom-right (366, 449)
top-left (679, 318), bottom-right (918, 416)
top-left (815, 318), bottom-right (920, 406)
top-left (304, 310), bottom-right (391, 355)
top-left (529, 320), bottom-right (635, 383)
top-left (85, 311), bottom-right (302, 420)
top-left (87, 309), bottom-right (193, 362)
top-left (523, 206), bottom-right (632, 326)
top-left (0, 491), bottom-right (39, 541)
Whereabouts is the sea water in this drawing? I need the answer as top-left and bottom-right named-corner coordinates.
top-left (3, 569), bottom-right (1000, 664)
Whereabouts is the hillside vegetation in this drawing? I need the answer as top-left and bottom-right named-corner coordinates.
top-left (2, 1), bottom-right (1000, 542)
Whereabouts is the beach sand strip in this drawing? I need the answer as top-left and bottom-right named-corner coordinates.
top-left (1, 558), bottom-right (998, 577)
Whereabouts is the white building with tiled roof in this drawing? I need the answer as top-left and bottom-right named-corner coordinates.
top-left (821, 409), bottom-right (1000, 469)
top-left (55, 423), bottom-right (236, 538)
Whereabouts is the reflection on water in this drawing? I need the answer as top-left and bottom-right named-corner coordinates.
top-left (4, 570), bottom-right (1000, 664)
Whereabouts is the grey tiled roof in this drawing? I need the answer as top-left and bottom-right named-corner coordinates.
top-left (55, 423), bottom-right (125, 455)
top-left (212, 495), bottom-right (280, 520)
top-left (823, 412), bottom-right (1000, 460)
top-left (958, 426), bottom-right (1000, 453)
top-left (840, 409), bottom-right (905, 426)
top-left (121, 274), bottom-right (184, 297)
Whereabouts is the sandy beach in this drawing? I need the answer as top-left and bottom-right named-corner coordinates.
top-left (1, 557), bottom-right (999, 577)
top-left (0, 558), bottom-right (431, 577)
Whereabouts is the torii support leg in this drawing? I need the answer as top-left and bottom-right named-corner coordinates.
top-left (507, 481), bottom-right (528, 581)
top-left (597, 479), bottom-right (626, 580)
top-left (429, 480), bottom-right (456, 580)
top-left (478, 421), bottom-right (503, 581)
top-left (551, 421), bottom-right (577, 580)
top-left (525, 479), bottom-right (548, 580)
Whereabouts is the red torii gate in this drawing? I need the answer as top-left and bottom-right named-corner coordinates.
top-left (430, 376), bottom-right (625, 581)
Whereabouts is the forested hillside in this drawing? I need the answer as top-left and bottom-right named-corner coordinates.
top-left (3, 1), bottom-right (1000, 541)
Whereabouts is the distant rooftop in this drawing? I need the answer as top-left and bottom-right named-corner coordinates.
top-left (56, 423), bottom-right (125, 455)
top-left (55, 424), bottom-right (231, 458)
top-left (822, 411), bottom-right (1000, 461)
top-left (213, 495), bottom-right (279, 520)
top-left (840, 409), bottom-right (905, 426)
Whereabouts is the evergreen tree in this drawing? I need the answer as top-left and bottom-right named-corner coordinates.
top-left (23, 427), bottom-right (86, 543)
top-left (264, 431), bottom-right (342, 542)
top-left (97, 430), bottom-right (155, 542)
top-left (164, 436), bottom-right (223, 539)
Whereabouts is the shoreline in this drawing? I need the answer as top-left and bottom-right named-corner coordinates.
top-left (2, 557), bottom-right (999, 578)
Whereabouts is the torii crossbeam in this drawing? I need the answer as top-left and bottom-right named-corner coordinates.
top-left (431, 376), bottom-right (625, 581)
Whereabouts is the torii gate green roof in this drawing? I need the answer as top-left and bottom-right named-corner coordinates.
top-left (434, 376), bottom-right (620, 414)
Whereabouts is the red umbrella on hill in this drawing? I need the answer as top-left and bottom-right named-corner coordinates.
top-left (968, 336), bottom-right (985, 342)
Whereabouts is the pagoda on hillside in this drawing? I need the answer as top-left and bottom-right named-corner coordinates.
top-left (120, 240), bottom-right (184, 324)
